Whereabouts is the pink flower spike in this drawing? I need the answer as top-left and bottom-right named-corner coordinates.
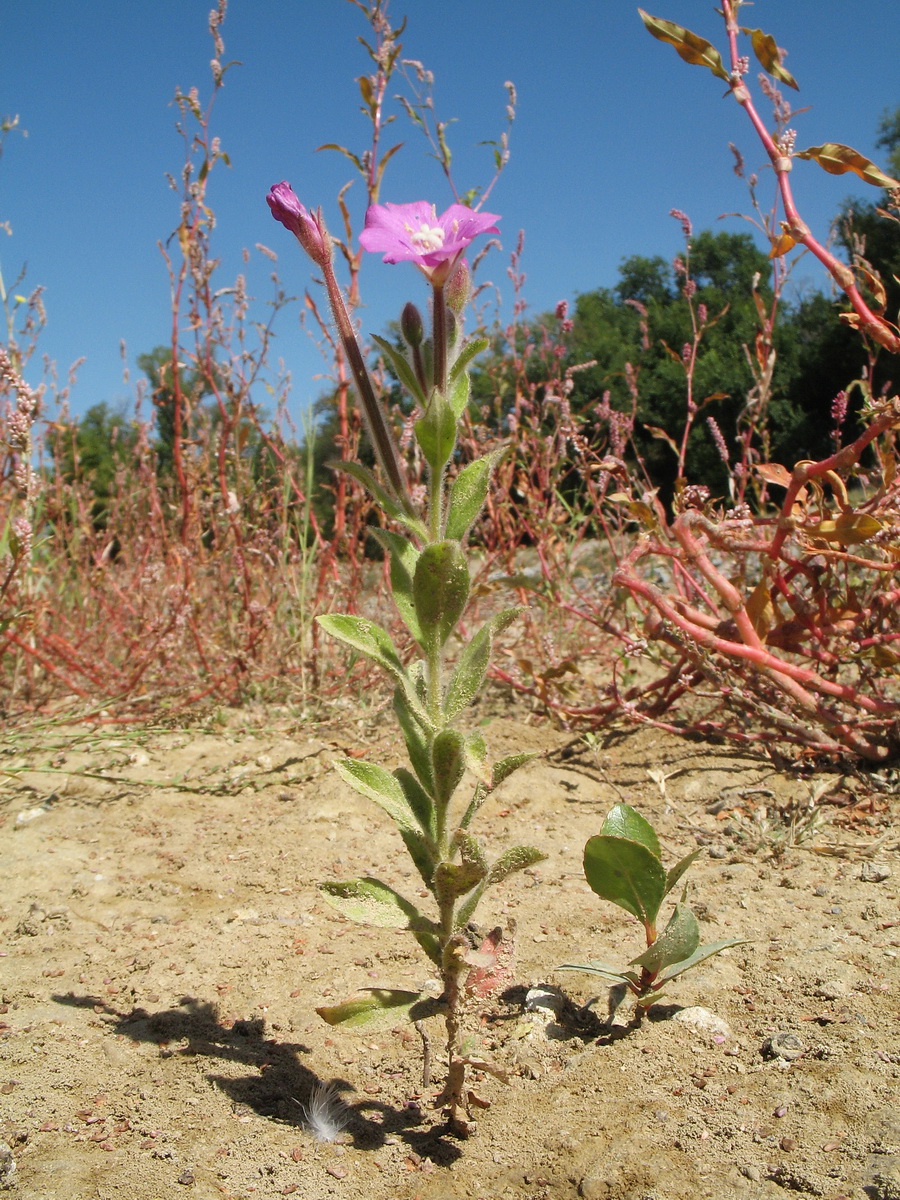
top-left (266, 182), bottom-right (328, 265)
top-left (359, 201), bottom-right (500, 277)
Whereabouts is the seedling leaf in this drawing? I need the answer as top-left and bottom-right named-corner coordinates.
top-left (316, 989), bottom-right (444, 1029)
top-left (629, 902), bottom-right (700, 974)
top-left (583, 834), bottom-right (667, 925)
top-left (601, 802), bottom-right (661, 858)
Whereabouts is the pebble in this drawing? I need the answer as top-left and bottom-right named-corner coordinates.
top-left (671, 1006), bottom-right (732, 1041)
top-left (764, 1032), bottom-right (805, 1061)
top-left (860, 861), bottom-right (891, 883)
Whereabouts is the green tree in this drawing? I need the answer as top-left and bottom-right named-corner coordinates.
top-left (49, 402), bottom-right (140, 529)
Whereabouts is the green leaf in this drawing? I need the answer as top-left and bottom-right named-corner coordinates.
top-left (445, 449), bottom-right (505, 542)
top-left (327, 460), bottom-right (428, 540)
top-left (796, 143), bottom-right (900, 189)
top-left (317, 613), bottom-right (405, 680)
top-left (464, 730), bottom-right (491, 785)
top-left (485, 844), bottom-right (547, 886)
top-left (431, 728), bottom-right (467, 809)
top-left (318, 615), bottom-right (430, 727)
top-left (601, 803), bottom-right (661, 859)
top-left (629, 903), bottom-right (700, 975)
top-left (334, 758), bottom-right (436, 886)
top-left (371, 332), bottom-right (427, 406)
top-left (413, 540), bottom-right (470, 652)
top-left (492, 752), bottom-right (536, 788)
top-left (394, 767), bottom-right (436, 837)
top-left (557, 961), bottom-right (632, 985)
top-left (444, 606), bottom-right (522, 721)
top-left (448, 370), bottom-right (470, 420)
top-left (393, 688), bottom-right (434, 794)
top-left (371, 529), bottom-right (422, 644)
top-left (319, 878), bottom-right (438, 931)
top-left (655, 936), bottom-right (749, 986)
top-left (434, 858), bottom-right (486, 903)
top-left (316, 989), bottom-right (443, 1030)
top-left (454, 829), bottom-right (488, 875)
top-left (448, 336), bottom-right (490, 382)
top-left (334, 758), bottom-right (425, 835)
top-left (743, 27), bottom-right (799, 89)
top-left (665, 848), bottom-right (703, 896)
top-left (583, 834), bottom-right (667, 925)
top-left (638, 10), bottom-right (730, 82)
top-left (414, 389), bottom-right (456, 473)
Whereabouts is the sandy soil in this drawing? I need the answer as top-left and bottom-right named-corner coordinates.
top-left (1, 706), bottom-right (898, 1200)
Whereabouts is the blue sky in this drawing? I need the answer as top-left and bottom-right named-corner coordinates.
top-left (2, 1), bottom-right (898, 423)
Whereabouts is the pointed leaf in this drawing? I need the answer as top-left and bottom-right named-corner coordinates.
top-left (448, 369), bottom-right (470, 420)
top-left (394, 767), bottom-right (436, 837)
top-left (557, 961), bottom-right (632, 985)
top-left (665, 848), bottom-right (703, 896)
top-left (601, 803), bottom-right (661, 859)
top-left (796, 143), bottom-right (900, 190)
top-left (431, 728), bottom-right (467, 809)
top-left (492, 752), bottom-right (536, 788)
top-left (449, 336), bottom-right (490, 382)
top-left (743, 27), bottom-right (799, 89)
top-left (370, 332), bottom-right (427, 406)
top-left (638, 10), bottom-right (730, 82)
top-left (333, 758), bottom-right (425, 836)
top-left (317, 613), bottom-right (407, 685)
top-left (413, 540), bottom-right (470, 652)
top-left (414, 390), bottom-right (456, 473)
top-left (655, 937), bottom-right (749, 985)
top-left (316, 989), bottom-right (443, 1029)
top-left (445, 449), bottom-right (506, 542)
top-left (444, 606), bottom-right (522, 721)
top-left (393, 687), bottom-right (434, 794)
top-left (485, 844), bottom-right (547, 886)
top-left (583, 834), bottom-right (667, 925)
top-left (327, 460), bottom-right (428, 540)
top-left (807, 512), bottom-right (883, 546)
top-left (319, 614), bottom-right (430, 726)
top-left (629, 903), bottom-right (701, 974)
top-left (371, 529), bottom-right (422, 644)
top-left (319, 878), bottom-right (438, 932)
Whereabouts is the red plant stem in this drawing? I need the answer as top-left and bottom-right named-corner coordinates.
top-left (768, 405), bottom-right (898, 559)
top-left (721, 0), bottom-right (900, 355)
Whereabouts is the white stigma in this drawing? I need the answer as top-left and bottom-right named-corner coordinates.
top-left (408, 222), bottom-right (445, 253)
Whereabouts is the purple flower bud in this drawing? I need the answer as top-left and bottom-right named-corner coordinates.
top-left (266, 182), bottom-right (329, 266)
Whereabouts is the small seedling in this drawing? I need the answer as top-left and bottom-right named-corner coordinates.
top-left (560, 802), bottom-right (745, 1017)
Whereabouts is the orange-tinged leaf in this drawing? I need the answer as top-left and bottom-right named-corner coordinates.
top-left (743, 27), bottom-right (799, 89)
top-left (807, 512), bottom-right (883, 546)
top-left (645, 424), bottom-right (679, 456)
top-left (638, 10), bottom-right (730, 82)
top-left (871, 645), bottom-right (900, 669)
top-left (769, 231), bottom-right (797, 259)
top-left (746, 578), bottom-right (774, 637)
top-left (796, 144), bottom-right (900, 189)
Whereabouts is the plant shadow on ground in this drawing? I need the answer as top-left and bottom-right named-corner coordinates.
top-left (51, 992), bottom-right (464, 1164)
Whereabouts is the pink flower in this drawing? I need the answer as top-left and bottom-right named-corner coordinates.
top-left (266, 182), bottom-right (328, 265)
top-left (359, 201), bottom-right (500, 279)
